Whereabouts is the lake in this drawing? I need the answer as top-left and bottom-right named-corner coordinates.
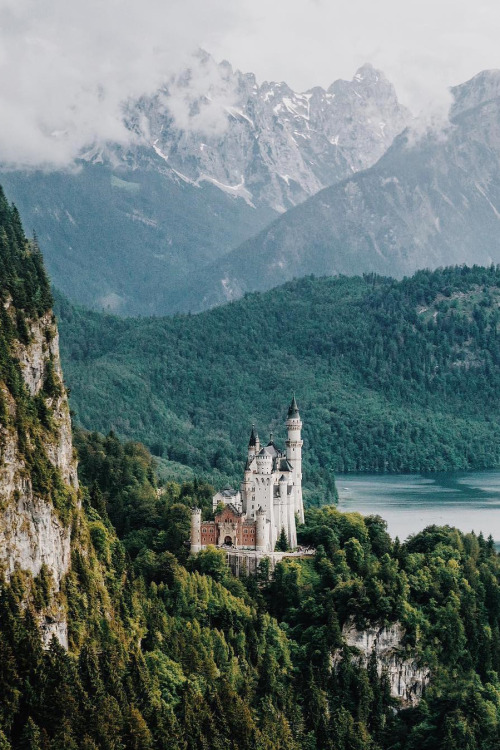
top-left (336, 471), bottom-right (500, 544)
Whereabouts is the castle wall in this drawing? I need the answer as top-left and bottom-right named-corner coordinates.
top-left (201, 508), bottom-right (257, 549)
top-left (200, 521), bottom-right (216, 546)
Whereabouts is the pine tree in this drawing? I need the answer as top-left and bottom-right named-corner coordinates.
top-left (275, 527), bottom-right (289, 552)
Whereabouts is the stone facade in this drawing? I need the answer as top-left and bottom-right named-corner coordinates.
top-left (200, 505), bottom-right (257, 548)
top-left (191, 397), bottom-right (304, 554)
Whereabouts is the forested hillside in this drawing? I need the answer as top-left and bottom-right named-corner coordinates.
top-left (3, 193), bottom-right (500, 749)
top-left (0, 190), bottom-right (301, 749)
top-left (5, 428), bottom-right (500, 749)
top-left (57, 266), bottom-right (500, 502)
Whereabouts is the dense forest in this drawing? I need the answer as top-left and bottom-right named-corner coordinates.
top-left (4, 428), bottom-right (500, 749)
top-left (2, 191), bottom-right (500, 749)
top-left (57, 266), bottom-right (500, 502)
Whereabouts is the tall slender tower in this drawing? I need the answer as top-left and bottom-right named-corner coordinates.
top-left (190, 508), bottom-right (202, 554)
top-left (242, 425), bottom-right (258, 513)
top-left (286, 395), bottom-right (304, 524)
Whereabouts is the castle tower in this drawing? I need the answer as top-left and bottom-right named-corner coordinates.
top-left (242, 425), bottom-right (258, 512)
top-left (278, 473), bottom-right (288, 544)
top-left (248, 425), bottom-right (259, 459)
top-left (255, 506), bottom-right (267, 552)
top-left (190, 508), bottom-right (202, 554)
top-left (286, 395), bottom-right (304, 524)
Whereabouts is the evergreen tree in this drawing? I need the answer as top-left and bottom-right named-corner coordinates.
top-left (275, 527), bottom-right (290, 552)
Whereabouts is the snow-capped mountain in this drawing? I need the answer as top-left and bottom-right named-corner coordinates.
top-left (2, 57), bottom-right (410, 315)
top-left (137, 55), bottom-right (411, 212)
top-left (169, 69), bottom-right (500, 313)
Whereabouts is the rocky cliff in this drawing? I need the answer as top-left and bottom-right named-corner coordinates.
top-left (0, 195), bottom-right (79, 646)
top-left (335, 620), bottom-right (430, 707)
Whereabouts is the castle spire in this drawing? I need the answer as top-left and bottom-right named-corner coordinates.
top-left (287, 393), bottom-right (299, 418)
top-left (248, 424), bottom-right (258, 447)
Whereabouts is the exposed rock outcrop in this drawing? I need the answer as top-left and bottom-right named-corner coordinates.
top-left (0, 307), bottom-right (78, 646)
top-left (336, 620), bottom-right (430, 706)
top-left (185, 71), bottom-right (500, 311)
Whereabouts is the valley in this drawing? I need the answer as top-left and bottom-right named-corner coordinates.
top-left (56, 266), bottom-right (500, 504)
top-left (2, 19), bottom-right (500, 746)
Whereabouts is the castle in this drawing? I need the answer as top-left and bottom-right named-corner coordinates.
top-left (190, 397), bottom-right (304, 555)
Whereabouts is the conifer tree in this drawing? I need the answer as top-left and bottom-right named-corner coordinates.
top-left (275, 527), bottom-right (289, 552)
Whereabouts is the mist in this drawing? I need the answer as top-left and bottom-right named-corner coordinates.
top-left (0, 0), bottom-right (241, 168)
top-left (2, 0), bottom-right (499, 169)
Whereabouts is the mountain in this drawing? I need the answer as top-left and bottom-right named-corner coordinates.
top-left (1, 56), bottom-right (410, 315)
top-left (56, 266), bottom-right (500, 503)
top-left (0, 155), bottom-right (276, 315)
top-left (175, 69), bottom-right (500, 312)
top-left (140, 55), bottom-right (410, 213)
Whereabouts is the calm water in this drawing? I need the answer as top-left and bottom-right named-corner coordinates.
top-left (336, 471), bottom-right (500, 545)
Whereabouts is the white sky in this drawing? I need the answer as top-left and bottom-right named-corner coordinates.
top-left (0, 0), bottom-right (499, 168)
top-left (207, 0), bottom-right (500, 110)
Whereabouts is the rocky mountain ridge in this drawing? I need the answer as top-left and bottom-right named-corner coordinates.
top-left (0, 56), bottom-right (410, 314)
top-left (173, 68), bottom-right (500, 311)
top-left (136, 55), bottom-right (411, 212)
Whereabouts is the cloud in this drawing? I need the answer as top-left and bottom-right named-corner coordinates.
top-left (0, 0), bottom-right (241, 168)
top-left (209, 0), bottom-right (500, 116)
top-left (2, 0), bottom-right (500, 169)
top-left (157, 54), bottom-right (239, 136)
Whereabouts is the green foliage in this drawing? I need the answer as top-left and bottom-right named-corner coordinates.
top-left (2, 424), bottom-right (500, 749)
top-left (264, 509), bottom-right (500, 749)
top-left (275, 527), bottom-right (290, 552)
top-left (75, 429), bottom-right (213, 565)
top-left (3, 192), bottom-right (500, 748)
top-left (0, 187), bottom-right (75, 524)
top-left (57, 266), bottom-right (500, 503)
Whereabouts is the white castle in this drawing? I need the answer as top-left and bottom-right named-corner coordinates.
top-left (191, 397), bottom-right (304, 554)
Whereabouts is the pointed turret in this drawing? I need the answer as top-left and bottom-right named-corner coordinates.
top-left (286, 395), bottom-right (304, 525)
top-left (287, 394), bottom-right (300, 418)
top-left (247, 424), bottom-right (260, 458)
top-left (248, 425), bottom-right (258, 447)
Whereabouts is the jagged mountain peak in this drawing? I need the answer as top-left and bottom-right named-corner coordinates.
top-left (138, 54), bottom-right (411, 213)
top-left (2, 54), bottom-right (412, 315)
top-left (451, 68), bottom-right (500, 118)
top-left (174, 69), bottom-right (500, 313)
top-left (354, 62), bottom-right (380, 79)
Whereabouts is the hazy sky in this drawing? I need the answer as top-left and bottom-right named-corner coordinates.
top-left (1, 0), bottom-right (499, 168)
top-left (208, 0), bottom-right (500, 112)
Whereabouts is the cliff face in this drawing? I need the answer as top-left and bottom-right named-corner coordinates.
top-left (336, 620), bottom-right (430, 707)
top-left (0, 195), bottom-right (80, 646)
top-left (0, 301), bottom-right (78, 646)
top-left (12, 309), bottom-right (78, 489)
